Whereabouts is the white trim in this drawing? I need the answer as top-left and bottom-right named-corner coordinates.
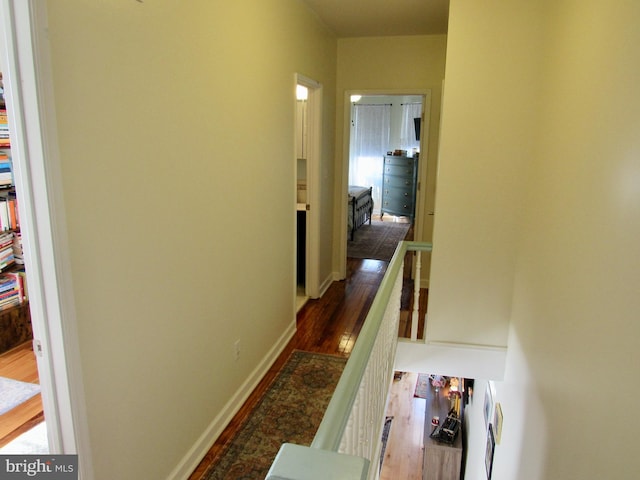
top-left (336, 90), bottom-right (351, 280)
top-left (395, 340), bottom-right (507, 380)
top-left (295, 74), bottom-right (322, 299)
top-left (425, 340), bottom-right (508, 352)
top-left (317, 272), bottom-right (334, 299)
top-left (168, 320), bottom-right (297, 480)
top-left (0, 1), bottom-right (93, 477)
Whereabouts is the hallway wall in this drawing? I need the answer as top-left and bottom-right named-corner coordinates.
top-left (42, 1), bottom-right (336, 478)
top-left (434, 0), bottom-right (640, 478)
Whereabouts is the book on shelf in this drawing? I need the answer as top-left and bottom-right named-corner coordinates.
top-left (0, 244), bottom-right (13, 259)
top-left (9, 269), bottom-right (27, 301)
top-left (0, 275), bottom-right (16, 293)
top-left (12, 232), bottom-right (23, 264)
top-left (0, 231), bottom-right (13, 247)
top-left (0, 248), bottom-right (13, 263)
top-left (0, 195), bottom-right (18, 230)
top-left (0, 292), bottom-right (22, 311)
top-left (0, 231), bottom-right (14, 271)
top-left (0, 297), bottom-right (21, 312)
top-left (0, 285), bottom-right (18, 300)
top-left (0, 258), bottom-right (15, 271)
top-left (0, 206), bottom-right (14, 231)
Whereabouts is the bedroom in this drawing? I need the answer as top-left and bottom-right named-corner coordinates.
top-left (347, 94), bottom-right (424, 259)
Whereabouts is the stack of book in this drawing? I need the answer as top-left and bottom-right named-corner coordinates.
top-left (0, 109), bottom-right (9, 148)
top-left (0, 268), bottom-right (26, 311)
top-left (0, 231), bottom-right (14, 271)
top-left (0, 191), bottom-right (18, 231)
top-left (0, 152), bottom-right (12, 187)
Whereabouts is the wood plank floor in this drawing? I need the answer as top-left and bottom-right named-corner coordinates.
top-left (0, 342), bottom-right (44, 448)
top-left (380, 372), bottom-right (425, 480)
top-left (189, 255), bottom-right (426, 479)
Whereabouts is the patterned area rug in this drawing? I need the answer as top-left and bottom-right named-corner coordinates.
top-left (0, 377), bottom-right (40, 416)
top-left (379, 416), bottom-right (393, 471)
top-left (204, 350), bottom-right (347, 480)
top-left (347, 220), bottom-right (410, 262)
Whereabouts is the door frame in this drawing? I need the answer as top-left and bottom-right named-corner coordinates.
top-left (295, 74), bottom-right (321, 299)
top-left (337, 89), bottom-right (432, 278)
top-left (0, 1), bottom-right (92, 475)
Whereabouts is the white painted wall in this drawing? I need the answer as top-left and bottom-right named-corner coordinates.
top-left (41, 1), bottom-right (336, 478)
top-left (436, 0), bottom-right (640, 478)
top-left (427, 0), bottom-right (543, 348)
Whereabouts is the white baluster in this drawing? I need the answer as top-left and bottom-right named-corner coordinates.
top-left (410, 251), bottom-right (421, 341)
top-left (338, 258), bottom-right (405, 465)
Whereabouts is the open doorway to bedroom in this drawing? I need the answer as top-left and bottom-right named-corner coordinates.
top-left (346, 94), bottom-right (425, 262)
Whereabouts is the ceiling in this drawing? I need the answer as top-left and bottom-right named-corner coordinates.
top-left (300, 0), bottom-right (450, 37)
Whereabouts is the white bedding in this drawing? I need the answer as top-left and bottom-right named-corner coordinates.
top-left (348, 185), bottom-right (370, 200)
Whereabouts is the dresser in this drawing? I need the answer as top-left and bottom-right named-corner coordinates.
top-left (381, 155), bottom-right (418, 220)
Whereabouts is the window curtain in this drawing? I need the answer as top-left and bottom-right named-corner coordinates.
top-left (400, 102), bottom-right (422, 152)
top-left (349, 104), bottom-right (391, 213)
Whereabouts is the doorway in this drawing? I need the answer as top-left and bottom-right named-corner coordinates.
top-left (0, 5), bottom-right (46, 453)
top-left (342, 92), bottom-right (431, 267)
top-left (0, 1), bottom-right (89, 469)
top-left (348, 95), bottom-right (423, 218)
top-left (294, 75), bottom-right (322, 310)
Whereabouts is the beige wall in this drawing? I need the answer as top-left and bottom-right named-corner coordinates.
top-left (427, 0), bottom-right (543, 347)
top-left (334, 35), bottom-right (447, 276)
top-left (436, 0), bottom-right (640, 478)
top-left (44, 1), bottom-right (335, 478)
top-left (501, 1), bottom-right (640, 478)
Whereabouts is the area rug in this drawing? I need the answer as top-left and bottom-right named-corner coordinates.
top-left (379, 416), bottom-right (393, 471)
top-left (347, 220), bottom-right (410, 262)
top-left (204, 350), bottom-right (347, 480)
top-left (0, 377), bottom-right (41, 416)
top-left (414, 373), bottom-right (430, 399)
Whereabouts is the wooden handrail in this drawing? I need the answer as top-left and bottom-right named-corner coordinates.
top-left (267, 241), bottom-right (432, 480)
top-left (311, 241), bottom-right (431, 452)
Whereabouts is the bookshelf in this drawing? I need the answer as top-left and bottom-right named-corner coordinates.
top-left (0, 71), bottom-right (31, 355)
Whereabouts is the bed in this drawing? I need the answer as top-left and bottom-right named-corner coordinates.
top-left (348, 185), bottom-right (373, 240)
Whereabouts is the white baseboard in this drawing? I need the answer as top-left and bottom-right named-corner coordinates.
top-left (168, 320), bottom-right (297, 480)
top-left (317, 273), bottom-right (334, 298)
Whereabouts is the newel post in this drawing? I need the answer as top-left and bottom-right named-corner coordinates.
top-left (266, 444), bottom-right (369, 480)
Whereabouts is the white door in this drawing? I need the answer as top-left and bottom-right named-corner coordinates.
top-left (295, 75), bottom-right (321, 300)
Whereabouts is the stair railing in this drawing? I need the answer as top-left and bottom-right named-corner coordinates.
top-left (266, 241), bottom-right (432, 480)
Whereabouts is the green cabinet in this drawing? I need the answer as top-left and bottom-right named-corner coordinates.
top-left (381, 155), bottom-right (418, 220)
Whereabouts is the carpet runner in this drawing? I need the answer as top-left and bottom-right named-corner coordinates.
top-left (347, 220), bottom-right (410, 262)
top-left (204, 350), bottom-right (346, 480)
